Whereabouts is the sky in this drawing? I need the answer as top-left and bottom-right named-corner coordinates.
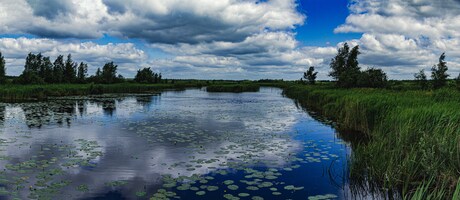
top-left (0, 0), bottom-right (459, 80)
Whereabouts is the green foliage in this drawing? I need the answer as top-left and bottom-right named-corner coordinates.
top-left (455, 74), bottom-right (460, 90)
top-left (77, 62), bottom-right (88, 83)
top-left (431, 53), bottom-right (449, 89)
top-left (63, 54), bottom-right (77, 83)
top-left (41, 57), bottom-right (54, 83)
top-left (0, 83), bottom-right (199, 101)
top-left (87, 62), bottom-right (124, 84)
top-left (101, 62), bottom-right (122, 84)
top-left (283, 84), bottom-right (460, 199)
top-left (14, 53), bottom-right (89, 84)
top-left (53, 55), bottom-right (65, 83)
top-left (414, 69), bottom-right (428, 90)
top-left (0, 51), bottom-right (5, 84)
top-left (357, 68), bottom-right (388, 88)
top-left (134, 67), bottom-right (162, 83)
top-left (206, 84), bottom-right (260, 93)
top-left (15, 71), bottom-right (45, 85)
top-left (303, 66), bottom-right (318, 85)
top-left (328, 43), bottom-right (388, 88)
top-left (329, 43), bottom-right (362, 88)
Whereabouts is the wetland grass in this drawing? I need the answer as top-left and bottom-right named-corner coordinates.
top-left (282, 84), bottom-right (460, 199)
top-left (0, 83), bottom-right (197, 102)
top-left (206, 84), bottom-right (260, 93)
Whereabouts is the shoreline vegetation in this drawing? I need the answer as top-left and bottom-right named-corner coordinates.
top-left (282, 83), bottom-right (460, 199)
top-left (206, 84), bottom-right (260, 93)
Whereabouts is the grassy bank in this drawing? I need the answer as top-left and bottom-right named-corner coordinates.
top-left (282, 84), bottom-right (460, 199)
top-left (0, 83), bottom-right (202, 102)
top-left (206, 84), bottom-right (260, 93)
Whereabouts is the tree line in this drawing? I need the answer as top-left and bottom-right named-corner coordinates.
top-left (413, 52), bottom-right (452, 90)
top-left (0, 52), bottom-right (163, 84)
top-left (303, 43), bottom-right (458, 90)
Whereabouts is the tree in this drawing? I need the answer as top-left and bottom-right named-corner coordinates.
top-left (53, 55), bottom-right (65, 83)
top-left (456, 73), bottom-right (460, 91)
top-left (42, 57), bottom-right (54, 83)
top-left (63, 54), bottom-right (77, 83)
top-left (303, 66), bottom-right (318, 84)
top-left (358, 68), bottom-right (387, 88)
top-left (24, 53), bottom-right (43, 74)
top-left (17, 53), bottom-right (45, 84)
top-left (134, 67), bottom-right (162, 84)
top-left (414, 69), bottom-right (428, 90)
top-left (101, 62), bottom-right (118, 84)
top-left (329, 43), bottom-right (350, 82)
top-left (329, 43), bottom-right (361, 88)
top-left (431, 53), bottom-right (449, 89)
top-left (77, 62), bottom-right (88, 83)
top-left (0, 51), bottom-right (5, 84)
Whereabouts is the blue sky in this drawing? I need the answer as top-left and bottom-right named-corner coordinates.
top-left (0, 0), bottom-right (459, 80)
top-left (296, 0), bottom-right (361, 46)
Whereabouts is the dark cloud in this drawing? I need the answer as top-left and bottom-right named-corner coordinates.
top-left (102, 0), bottom-right (127, 14)
top-left (25, 0), bottom-right (73, 19)
top-left (113, 13), bottom-right (248, 44)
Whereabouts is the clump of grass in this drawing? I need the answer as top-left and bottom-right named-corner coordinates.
top-left (282, 84), bottom-right (460, 198)
top-left (206, 84), bottom-right (260, 93)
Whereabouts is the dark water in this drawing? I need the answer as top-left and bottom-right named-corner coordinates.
top-left (0, 88), bottom-right (364, 200)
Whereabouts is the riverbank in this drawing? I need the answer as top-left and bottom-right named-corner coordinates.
top-left (281, 84), bottom-right (460, 199)
top-left (0, 83), bottom-right (204, 102)
top-left (206, 84), bottom-right (260, 93)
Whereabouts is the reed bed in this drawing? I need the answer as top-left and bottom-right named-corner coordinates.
top-left (282, 84), bottom-right (460, 199)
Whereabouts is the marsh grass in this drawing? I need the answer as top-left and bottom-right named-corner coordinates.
top-left (0, 83), bottom-right (195, 102)
top-left (206, 84), bottom-right (260, 93)
top-left (282, 84), bottom-right (460, 199)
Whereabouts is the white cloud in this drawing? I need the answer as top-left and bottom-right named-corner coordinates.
top-left (0, 37), bottom-right (146, 75)
top-left (333, 0), bottom-right (460, 79)
top-left (3, 0), bottom-right (459, 79)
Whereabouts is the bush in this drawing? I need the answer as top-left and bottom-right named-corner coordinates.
top-left (14, 71), bottom-right (45, 84)
top-left (88, 84), bottom-right (104, 95)
top-left (357, 68), bottom-right (388, 88)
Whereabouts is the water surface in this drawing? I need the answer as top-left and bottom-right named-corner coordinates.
top-left (0, 88), bottom-right (355, 200)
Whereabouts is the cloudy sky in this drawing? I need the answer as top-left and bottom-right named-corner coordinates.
top-left (0, 0), bottom-right (459, 80)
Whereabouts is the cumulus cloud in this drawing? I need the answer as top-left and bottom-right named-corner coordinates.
top-left (333, 0), bottom-right (460, 79)
top-left (2, 0), bottom-right (459, 79)
top-left (150, 31), bottom-right (336, 79)
top-left (0, 37), bottom-right (146, 75)
top-left (0, 0), bottom-right (305, 44)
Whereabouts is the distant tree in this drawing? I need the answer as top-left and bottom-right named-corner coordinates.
top-left (42, 57), bottom-right (54, 83)
top-left (358, 68), bottom-right (388, 88)
top-left (414, 69), bottom-right (428, 90)
top-left (431, 53), bottom-right (449, 89)
top-left (0, 51), bottom-right (5, 84)
top-left (53, 55), bottom-right (65, 83)
top-left (456, 73), bottom-right (460, 91)
top-left (101, 62), bottom-right (118, 84)
top-left (303, 66), bottom-right (318, 84)
top-left (63, 54), bottom-right (77, 83)
top-left (329, 43), bottom-right (350, 82)
top-left (329, 43), bottom-right (361, 88)
top-left (96, 68), bottom-right (102, 77)
top-left (77, 62), bottom-right (88, 83)
top-left (24, 53), bottom-right (43, 74)
top-left (16, 53), bottom-right (45, 84)
top-left (134, 67), bottom-right (162, 84)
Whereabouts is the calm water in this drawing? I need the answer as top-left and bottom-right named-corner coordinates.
top-left (0, 88), bottom-right (360, 200)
